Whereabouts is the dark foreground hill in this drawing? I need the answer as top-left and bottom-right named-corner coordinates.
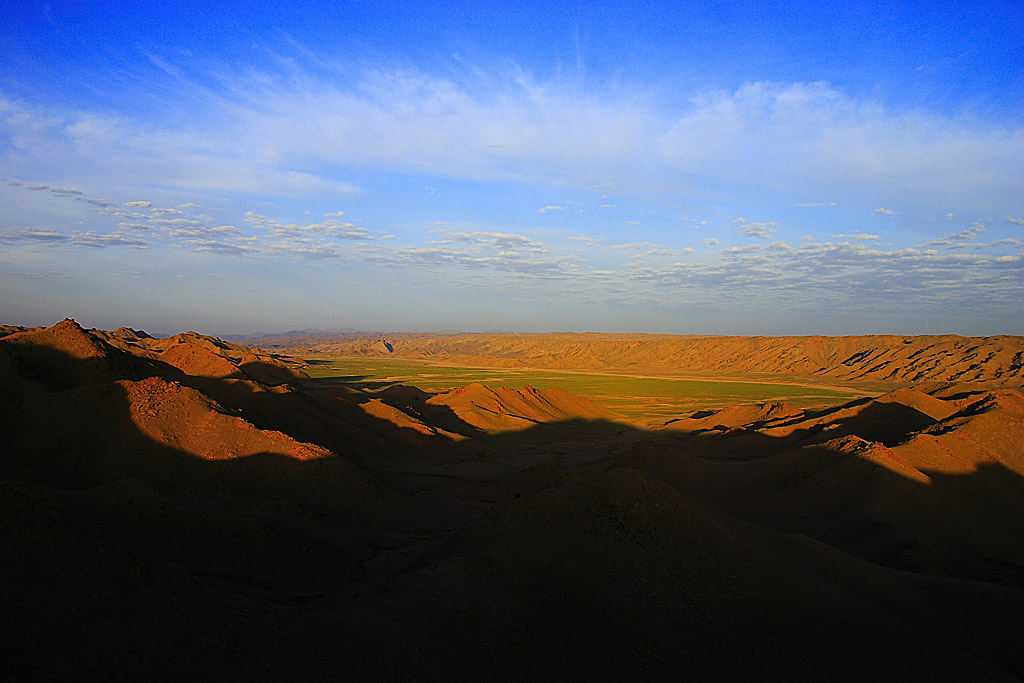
top-left (2, 319), bottom-right (1023, 681)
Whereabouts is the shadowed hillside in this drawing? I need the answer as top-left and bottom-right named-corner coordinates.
top-left (2, 319), bottom-right (1023, 680)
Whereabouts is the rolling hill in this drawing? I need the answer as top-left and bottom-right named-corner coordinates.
top-left (274, 331), bottom-right (1024, 385)
top-left (2, 319), bottom-right (1022, 680)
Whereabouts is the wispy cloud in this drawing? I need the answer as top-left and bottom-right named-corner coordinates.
top-left (740, 222), bottom-right (776, 239)
top-left (625, 240), bottom-right (1023, 312)
top-left (8, 181), bottom-right (1017, 329)
top-left (0, 227), bottom-right (147, 249)
top-left (439, 231), bottom-right (547, 252)
top-left (244, 211), bottom-right (373, 240)
top-left (834, 233), bottom-right (880, 240)
top-left (2, 184), bottom-right (277, 256)
top-left (2, 42), bottom-right (1022, 333)
top-left (3, 63), bottom-right (1022, 216)
top-left (951, 226), bottom-right (985, 240)
top-left (360, 240), bottom-right (583, 277)
top-left (191, 239), bottom-right (254, 256)
top-left (928, 225), bottom-right (986, 246)
top-left (20, 182), bottom-right (117, 208)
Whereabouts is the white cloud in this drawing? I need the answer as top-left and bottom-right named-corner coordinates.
top-left (190, 239), bottom-right (253, 256)
top-left (3, 49), bottom-right (1022, 331)
top-left (951, 226), bottom-right (985, 240)
top-left (929, 226), bottom-right (989, 246)
top-left (0, 227), bottom-right (146, 249)
top-left (0, 228), bottom-right (71, 243)
top-left (740, 222), bottom-right (776, 239)
top-left (722, 244), bottom-right (763, 254)
top-left (427, 229), bottom-right (548, 253)
top-left (244, 211), bottom-right (373, 241)
top-left (625, 240), bottom-right (1023, 308)
top-left (4, 67), bottom-right (1022, 215)
top-left (2, 183), bottom-right (264, 255)
top-left (359, 240), bottom-right (581, 277)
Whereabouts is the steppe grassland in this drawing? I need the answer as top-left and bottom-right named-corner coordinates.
top-left (303, 357), bottom-right (866, 423)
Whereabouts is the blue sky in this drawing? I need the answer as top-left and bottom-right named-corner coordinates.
top-left (1, 1), bottom-right (1021, 335)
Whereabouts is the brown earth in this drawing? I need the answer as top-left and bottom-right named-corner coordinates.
top-left (425, 382), bottom-right (617, 432)
top-left (272, 330), bottom-right (1024, 385)
top-left (2, 319), bottom-right (1023, 680)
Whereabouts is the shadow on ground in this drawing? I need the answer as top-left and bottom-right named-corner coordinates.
top-left (2, 338), bottom-right (1023, 681)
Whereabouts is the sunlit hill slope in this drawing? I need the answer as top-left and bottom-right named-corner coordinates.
top-left (271, 331), bottom-right (1024, 385)
top-left (1, 319), bottom-right (1022, 680)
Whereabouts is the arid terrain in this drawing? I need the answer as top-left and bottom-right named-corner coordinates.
top-left (249, 329), bottom-right (1024, 385)
top-left (2, 320), bottom-right (1023, 680)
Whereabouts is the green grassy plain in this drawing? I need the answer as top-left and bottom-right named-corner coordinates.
top-left (302, 356), bottom-right (867, 423)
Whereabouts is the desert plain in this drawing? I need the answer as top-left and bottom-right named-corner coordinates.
top-left (2, 319), bottom-right (1023, 680)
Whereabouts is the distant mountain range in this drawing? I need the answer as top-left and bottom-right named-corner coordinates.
top-left (235, 329), bottom-right (1024, 386)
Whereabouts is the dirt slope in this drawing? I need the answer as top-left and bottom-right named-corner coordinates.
top-left (143, 331), bottom-right (309, 384)
top-left (636, 385), bottom-right (1024, 587)
top-left (3, 318), bottom-right (1024, 680)
top-left (296, 331), bottom-right (1024, 385)
top-left (1, 318), bottom-right (159, 388)
top-left (426, 382), bottom-right (617, 432)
